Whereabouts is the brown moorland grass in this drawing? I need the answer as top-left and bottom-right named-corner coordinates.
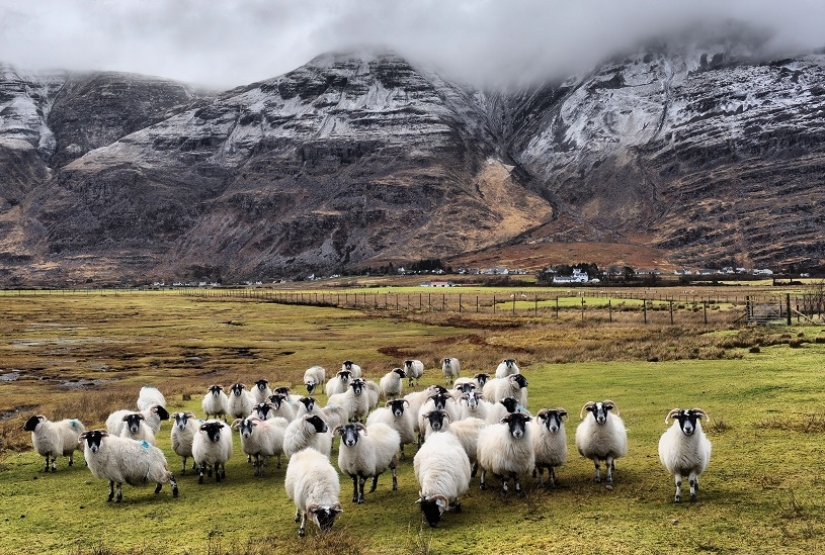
top-left (1, 290), bottom-right (824, 554)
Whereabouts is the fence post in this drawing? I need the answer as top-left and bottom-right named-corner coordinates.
top-left (493, 295), bottom-right (496, 314)
top-left (442, 294), bottom-right (446, 312)
top-left (535, 295), bottom-right (538, 316)
top-left (787, 293), bottom-right (792, 325)
top-left (669, 300), bottom-right (674, 325)
top-left (555, 297), bottom-right (559, 318)
top-left (459, 293), bottom-right (463, 313)
top-left (643, 299), bottom-right (647, 324)
top-left (704, 302), bottom-right (708, 324)
top-left (581, 297), bottom-right (585, 321)
top-left (512, 295), bottom-right (516, 316)
top-left (609, 299), bottom-right (612, 322)
top-left (476, 296), bottom-right (479, 313)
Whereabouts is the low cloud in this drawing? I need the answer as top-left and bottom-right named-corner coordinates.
top-left (1, 0), bottom-right (823, 89)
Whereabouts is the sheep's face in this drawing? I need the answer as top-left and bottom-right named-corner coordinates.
top-left (305, 415), bottom-right (328, 434)
top-left (462, 392), bottom-right (479, 410)
top-left (299, 397), bottom-right (316, 413)
top-left (310, 504), bottom-right (342, 532)
top-left (587, 402), bottom-right (613, 425)
top-left (393, 368), bottom-right (406, 378)
top-left (350, 379), bottom-right (366, 396)
top-left (417, 495), bottom-right (448, 528)
top-left (201, 422), bottom-right (225, 443)
top-left (339, 424), bottom-right (362, 447)
top-left (269, 394), bottom-right (288, 409)
top-left (208, 385), bottom-right (223, 396)
top-left (23, 415), bottom-right (45, 432)
top-left (429, 384), bottom-right (448, 395)
top-left (503, 358), bottom-right (517, 370)
top-left (337, 370), bottom-right (352, 385)
top-left (425, 410), bottom-right (448, 432)
top-left (538, 409), bottom-right (567, 433)
top-left (388, 400), bottom-right (407, 418)
top-left (274, 387), bottom-right (291, 396)
top-left (511, 374), bottom-right (529, 389)
top-left (238, 419), bottom-right (256, 438)
top-left (454, 382), bottom-right (474, 395)
top-left (153, 406), bottom-right (170, 421)
top-left (173, 412), bottom-right (191, 431)
top-left (342, 360), bottom-right (356, 371)
top-left (500, 397), bottom-right (520, 413)
top-left (305, 380), bottom-right (317, 394)
top-left (474, 373), bottom-right (490, 387)
top-left (253, 403), bottom-right (272, 419)
top-left (675, 409), bottom-right (705, 436)
top-left (122, 413), bottom-right (145, 434)
top-left (404, 360), bottom-right (414, 370)
top-left (80, 430), bottom-right (107, 453)
top-left (503, 412), bottom-right (531, 439)
top-left (254, 379), bottom-right (269, 391)
top-left (230, 383), bottom-right (246, 397)
top-left (442, 358), bottom-right (453, 368)
top-left (429, 392), bottom-right (450, 410)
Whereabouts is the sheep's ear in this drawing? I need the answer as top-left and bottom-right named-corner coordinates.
top-left (558, 409), bottom-right (568, 420)
top-left (580, 402), bottom-right (595, 419)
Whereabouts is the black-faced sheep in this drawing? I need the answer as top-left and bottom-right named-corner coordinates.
top-left (531, 408), bottom-right (568, 487)
top-left (415, 430), bottom-right (472, 528)
top-left (441, 357), bottom-right (460, 385)
top-left (575, 400), bottom-right (628, 485)
top-left (303, 366), bottom-right (326, 395)
top-left (107, 405), bottom-right (170, 436)
top-left (193, 420), bottom-right (233, 484)
top-left (23, 415), bottom-right (85, 472)
top-left (379, 368), bottom-right (406, 400)
top-left (482, 374), bottom-right (529, 409)
top-left (334, 422), bottom-right (400, 504)
top-left (477, 412), bottom-right (534, 494)
top-left (658, 408), bottom-right (712, 503)
top-left (284, 414), bottom-right (332, 458)
top-left (494, 358), bottom-right (520, 378)
top-left (404, 359), bottom-right (425, 388)
top-left (227, 383), bottom-right (256, 419)
top-left (366, 399), bottom-right (416, 460)
top-left (79, 430), bottom-right (178, 503)
top-left (285, 447), bottom-right (343, 537)
top-left (170, 411), bottom-right (199, 474)
top-left (252, 379), bottom-right (273, 404)
top-left (325, 369), bottom-right (352, 397)
top-left (232, 417), bottom-right (289, 476)
top-left (202, 385), bottom-right (229, 421)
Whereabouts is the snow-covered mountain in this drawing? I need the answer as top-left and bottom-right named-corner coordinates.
top-left (1, 40), bottom-right (824, 284)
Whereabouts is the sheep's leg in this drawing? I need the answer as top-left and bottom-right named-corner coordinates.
top-left (277, 454), bottom-right (282, 469)
top-left (42, 456), bottom-right (50, 473)
top-left (549, 467), bottom-right (557, 487)
top-left (593, 459), bottom-right (602, 483)
top-left (294, 509), bottom-right (301, 523)
top-left (358, 475), bottom-right (367, 503)
top-left (169, 474), bottom-right (179, 497)
top-left (606, 456), bottom-right (614, 484)
top-left (370, 474), bottom-right (379, 493)
top-left (180, 457), bottom-right (187, 475)
top-left (479, 469), bottom-right (487, 490)
top-left (298, 512), bottom-right (307, 537)
top-left (68, 453), bottom-right (74, 467)
top-left (115, 483), bottom-right (123, 503)
top-left (452, 499), bottom-right (462, 513)
top-left (400, 445), bottom-right (406, 461)
top-left (471, 462), bottom-right (478, 478)
top-left (535, 466), bottom-right (544, 486)
top-left (198, 463), bottom-right (206, 484)
top-left (513, 472), bottom-right (522, 494)
top-left (674, 474), bottom-right (682, 503)
top-left (107, 481), bottom-right (116, 502)
top-left (350, 475), bottom-right (359, 503)
top-left (391, 460), bottom-right (398, 491)
top-left (501, 474), bottom-right (509, 494)
top-left (155, 482), bottom-right (163, 494)
top-left (689, 472), bottom-right (698, 503)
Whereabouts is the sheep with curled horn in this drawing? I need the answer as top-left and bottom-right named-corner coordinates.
top-left (658, 407), bottom-right (712, 503)
top-left (575, 400), bottom-right (627, 485)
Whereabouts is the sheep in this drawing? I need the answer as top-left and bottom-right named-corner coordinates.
top-left (366, 380), bottom-right (381, 410)
top-left (250, 402), bottom-right (278, 421)
top-left (118, 413), bottom-right (157, 445)
top-left (341, 360), bottom-right (362, 378)
top-left (414, 430), bottom-right (472, 528)
top-left (267, 393), bottom-right (297, 422)
top-left (170, 411), bottom-right (199, 475)
top-left (273, 386), bottom-right (303, 405)
top-left (284, 447), bottom-right (343, 537)
top-left (325, 370), bottom-right (352, 397)
top-left (227, 383), bottom-right (256, 419)
top-left (23, 415), bottom-right (85, 472)
top-left (658, 408), bottom-right (712, 503)
top-left (137, 386), bottom-right (166, 411)
top-left (404, 359), bottom-right (425, 388)
top-left (303, 365), bottom-right (326, 395)
top-left (192, 420), bottom-right (233, 484)
top-left (296, 396), bottom-right (323, 419)
top-left (202, 385), bottom-right (230, 421)
top-left (79, 430), bottom-right (178, 503)
top-left (422, 410), bottom-right (486, 476)
top-left (441, 357), bottom-right (460, 385)
top-left (482, 374), bottom-right (529, 409)
top-left (405, 385), bottom-right (449, 438)
top-left (366, 399), bottom-right (416, 460)
top-left (284, 414), bottom-right (332, 458)
top-left (334, 422), bottom-right (400, 504)
top-left (531, 408), bottom-right (568, 487)
top-left (485, 397), bottom-right (529, 426)
top-left (379, 368), bottom-right (406, 400)
top-left (454, 374), bottom-right (490, 392)
top-left (458, 391), bottom-right (490, 422)
top-left (327, 378), bottom-right (370, 423)
top-left (494, 358), bottom-right (520, 378)
top-left (477, 412), bottom-right (534, 494)
top-left (107, 405), bottom-right (170, 436)
top-left (320, 402), bottom-right (349, 434)
top-left (232, 417), bottom-right (289, 476)
top-left (417, 392), bottom-right (462, 445)
top-left (472, 373), bottom-right (491, 389)
top-left (575, 400), bottom-right (628, 485)
top-left (252, 379), bottom-right (273, 404)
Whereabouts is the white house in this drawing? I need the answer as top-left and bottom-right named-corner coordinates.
top-left (552, 269), bottom-right (589, 284)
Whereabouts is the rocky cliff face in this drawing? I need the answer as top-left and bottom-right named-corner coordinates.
top-left (1, 42), bottom-right (824, 284)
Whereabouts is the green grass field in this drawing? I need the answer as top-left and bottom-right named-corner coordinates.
top-left (1, 291), bottom-right (823, 554)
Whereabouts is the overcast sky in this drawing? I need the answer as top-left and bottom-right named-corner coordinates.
top-left (2, 0), bottom-right (824, 89)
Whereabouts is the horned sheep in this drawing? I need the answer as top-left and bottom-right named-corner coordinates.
top-left (192, 420), bottom-right (234, 484)
top-left (476, 412), bottom-right (535, 494)
top-left (531, 408), bottom-right (568, 487)
top-left (575, 400), bottom-right (628, 485)
top-left (284, 448), bottom-right (343, 537)
top-left (79, 430), bottom-right (178, 503)
top-left (414, 430), bottom-right (472, 528)
top-left (658, 408), bottom-right (712, 503)
top-left (23, 415), bottom-right (85, 472)
top-left (284, 414), bottom-right (332, 458)
top-left (334, 422), bottom-right (400, 504)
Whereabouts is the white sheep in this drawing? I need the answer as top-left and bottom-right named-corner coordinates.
top-left (417, 392), bottom-right (461, 444)
top-left (227, 383), bottom-right (256, 419)
top-left (379, 368), bottom-right (406, 400)
top-left (405, 385), bottom-right (449, 439)
top-left (23, 415), bottom-right (85, 472)
top-left (404, 359), bottom-right (425, 388)
top-left (441, 357), bottom-right (460, 385)
top-left (320, 403), bottom-right (349, 433)
top-left (170, 411), bottom-right (199, 474)
top-left (485, 397), bottom-right (529, 425)
top-left (79, 430), bottom-right (178, 503)
top-left (334, 422), bottom-right (400, 504)
top-left (267, 393), bottom-right (297, 422)
top-left (273, 386), bottom-right (304, 405)
top-left (295, 396), bottom-right (324, 419)
top-left (284, 447), bottom-right (343, 537)
top-left (327, 378), bottom-right (370, 423)
top-left (303, 365), bottom-right (326, 395)
top-left (284, 414), bottom-right (332, 458)
top-left (232, 417), bottom-right (289, 476)
top-left (252, 379), bottom-right (273, 404)
top-left (366, 380), bottom-right (381, 410)
top-left (414, 430), bottom-right (472, 528)
top-left (118, 413), bottom-right (157, 445)
top-left (366, 399), bottom-right (416, 460)
top-left (494, 358), bottom-right (520, 378)
top-left (137, 386), bottom-right (167, 411)
top-left (202, 385), bottom-right (229, 421)
top-left (458, 391), bottom-right (490, 422)
top-left (531, 408), bottom-right (568, 487)
top-left (658, 408), bottom-right (712, 503)
top-left (192, 420), bottom-right (234, 484)
top-left (250, 402), bottom-right (278, 421)
top-left (477, 412), bottom-right (535, 494)
top-left (482, 374), bottom-right (529, 409)
top-left (341, 360), bottom-right (362, 378)
top-left (325, 370), bottom-right (352, 397)
top-left (575, 400), bottom-right (628, 485)
top-left (422, 410), bottom-right (486, 476)
top-left (107, 405), bottom-right (170, 436)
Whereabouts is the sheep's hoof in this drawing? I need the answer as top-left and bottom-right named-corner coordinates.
top-left (352, 496), bottom-right (358, 503)
top-left (690, 494), bottom-right (697, 503)
top-left (198, 476), bottom-right (204, 485)
top-left (298, 528), bottom-right (306, 538)
top-left (605, 484), bottom-right (614, 491)
top-left (479, 483), bottom-right (486, 491)
top-left (453, 502), bottom-right (462, 513)
top-left (674, 496), bottom-right (681, 503)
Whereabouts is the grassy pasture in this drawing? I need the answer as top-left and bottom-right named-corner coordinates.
top-left (1, 291), bottom-right (824, 554)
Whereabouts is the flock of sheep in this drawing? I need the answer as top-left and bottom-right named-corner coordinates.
top-left (22, 358), bottom-right (712, 536)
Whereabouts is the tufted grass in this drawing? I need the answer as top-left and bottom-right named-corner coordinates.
top-left (1, 291), bottom-right (824, 554)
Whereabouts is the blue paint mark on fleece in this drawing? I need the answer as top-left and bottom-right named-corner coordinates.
top-left (140, 440), bottom-right (151, 449)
